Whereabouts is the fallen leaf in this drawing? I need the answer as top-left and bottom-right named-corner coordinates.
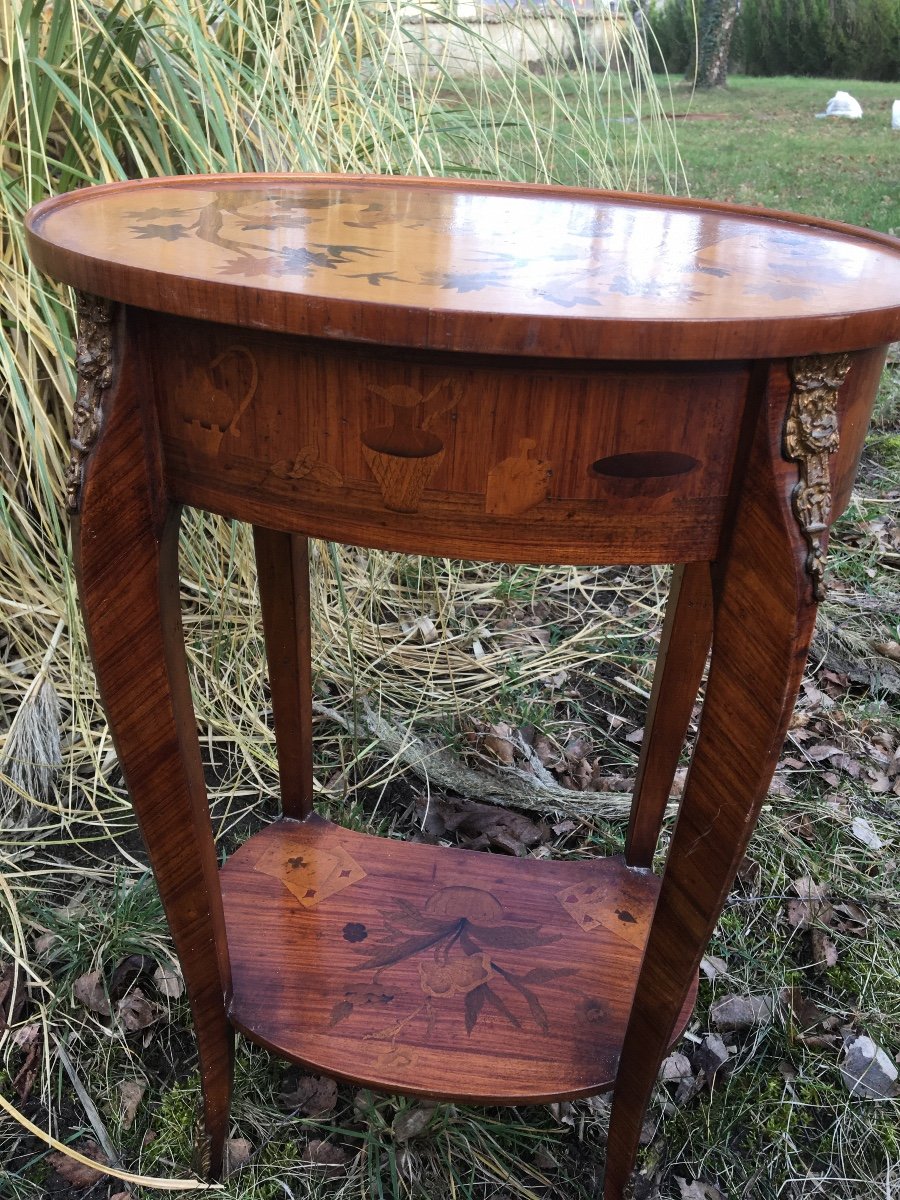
top-left (710, 994), bottom-right (775, 1031)
top-left (109, 954), bottom-right (156, 1003)
top-left (782, 986), bottom-right (830, 1035)
top-left (676, 1178), bottom-right (725, 1200)
top-left (699, 955), bottom-right (728, 981)
top-left (809, 927), bottom-right (839, 970)
top-left (12, 1026), bottom-right (40, 1103)
top-left (152, 963), bottom-right (184, 998)
top-left (850, 816), bottom-right (884, 850)
top-left (658, 1052), bottom-right (693, 1083)
top-left (119, 1080), bottom-right (146, 1130)
top-left (34, 933), bottom-right (60, 957)
top-left (73, 970), bottom-right (112, 1017)
top-left (786, 876), bottom-right (832, 928)
top-left (692, 1034), bottom-right (731, 1086)
top-left (831, 900), bottom-right (868, 935)
top-left (532, 733), bottom-right (559, 768)
top-left (116, 988), bottom-right (158, 1032)
top-left (841, 1033), bottom-right (899, 1098)
top-left (224, 1137), bottom-right (252, 1176)
top-left (415, 793), bottom-right (547, 855)
top-left (12, 1022), bottom-right (39, 1050)
top-left (392, 1102), bottom-right (435, 1142)
top-left (481, 722), bottom-right (516, 766)
top-left (805, 743), bottom-right (842, 761)
top-left (301, 1139), bottom-right (352, 1171)
top-left (784, 811), bottom-right (817, 842)
top-left (47, 1141), bottom-right (108, 1187)
top-left (280, 1072), bottom-right (338, 1116)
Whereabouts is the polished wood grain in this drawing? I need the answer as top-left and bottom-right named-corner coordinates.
top-left (142, 312), bottom-right (749, 564)
top-left (607, 362), bottom-right (818, 1198)
top-left (26, 175), bottom-right (900, 1195)
top-left (222, 815), bottom-right (697, 1102)
top-left (252, 529), bottom-right (314, 820)
top-left (72, 306), bottom-right (234, 1178)
top-left (25, 175), bottom-right (900, 360)
top-left (626, 562), bottom-right (712, 868)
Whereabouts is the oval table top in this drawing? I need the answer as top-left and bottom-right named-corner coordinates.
top-left (25, 174), bottom-right (900, 360)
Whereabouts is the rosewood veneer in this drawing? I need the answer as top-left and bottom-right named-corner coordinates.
top-left (25, 175), bottom-right (900, 1196)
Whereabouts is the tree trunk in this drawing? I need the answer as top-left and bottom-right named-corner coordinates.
top-left (695, 0), bottom-right (739, 88)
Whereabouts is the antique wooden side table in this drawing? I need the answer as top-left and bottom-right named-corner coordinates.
top-left (26, 176), bottom-right (900, 1196)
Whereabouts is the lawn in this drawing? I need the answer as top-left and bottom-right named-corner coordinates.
top-left (2, 60), bottom-right (899, 1200)
top-left (645, 75), bottom-right (899, 231)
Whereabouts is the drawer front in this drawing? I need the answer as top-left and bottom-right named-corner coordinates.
top-left (148, 314), bottom-right (748, 564)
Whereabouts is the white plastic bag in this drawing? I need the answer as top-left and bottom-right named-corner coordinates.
top-left (815, 90), bottom-right (863, 119)
top-left (892, 100), bottom-right (900, 130)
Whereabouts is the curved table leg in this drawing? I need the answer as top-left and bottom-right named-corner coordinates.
top-left (626, 562), bottom-right (712, 868)
top-left (252, 528), bottom-right (314, 821)
top-left (605, 367), bottom-right (819, 1198)
top-left (73, 305), bottom-right (233, 1178)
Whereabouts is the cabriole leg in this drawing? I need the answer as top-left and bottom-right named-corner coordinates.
top-left (72, 302), bottom-right (233, 1178)
top-left (605, 366), bottom-right (819, 1198)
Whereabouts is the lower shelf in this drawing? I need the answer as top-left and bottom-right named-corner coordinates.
top-left (221, 815), bottom-right (696, 1104)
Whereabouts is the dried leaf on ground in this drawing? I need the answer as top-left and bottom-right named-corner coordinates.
top-left (280, 1072), bottom-right (338, 1116)
top-left (392, 1102), bottom-right (435, 1142)
top-left (676, 1179), bottom-right (725, 1200)
top-left (34, 932), bottom-right (60, 957)
top-left (73, 970), bottom-right (112, 1017)
top-left (119, 1079), bottom-right (146, 1129)
top-left (692, 1034), bottom-right (731, 1085)
top-left (152, 962), bottom-right (184, 998)
top-left (872, 640), bottom-right (900, 662)
top-left (658, 1052), bottom-right (693, 1083)
top-left (549, 1100), bottom-right (575, 1126)
top-left (841, 1033), bottom-right (899, 1098)
top-left (831, 900), bottom-right (868, 935)
top-left (47, 1141), bottom-right (108, 1187)
top-left (224, 1137), bottom-right (253, 1176)
top-left (710, 993), bottom-right (775, 1031)
top-left (109, 954), bottom-right (156, 1002)
top-left (809, 927), bottom-right (839, 969)
top-left (302, 1139), bottom-right (352, 1171)
top-left (116, 988), bottom-right (158, 1032)
top-left (786, 876), bottom-right (833, 928)
top-left (699, 955), bottom-right (728, 981)
top-left (782, 986), bottom-right (842, 1047)
top-left (466, 720), bottom-right (516, 766)
top-left (415, 793), bottom-right (548, 855)
top-left (850, 816), bottom-right (884, 850)
top-left (12, 1026), bottom-right (40, 1103)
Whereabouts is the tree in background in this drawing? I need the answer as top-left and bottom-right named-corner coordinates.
top-left (695, 0), bottom-right (740, 86)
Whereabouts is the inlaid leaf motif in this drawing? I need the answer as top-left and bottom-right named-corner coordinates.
top-left (467, 924), bottom-right (561, 949)
top-left (346, 885), bottom-right (568, 1036)
top-left (464, 985), bottom-right (487, 1034)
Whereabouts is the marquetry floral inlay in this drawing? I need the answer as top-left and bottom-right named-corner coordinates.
top-left (332, 885), bottom-right (573, 1036)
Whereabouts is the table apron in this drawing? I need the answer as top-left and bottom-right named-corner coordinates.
top-left (147, 314), bottom-right (750, 564)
